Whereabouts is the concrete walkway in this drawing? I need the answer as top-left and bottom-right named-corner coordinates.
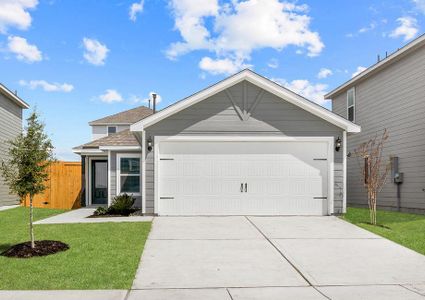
top-left (0, 205), bottom-right (19, 212)
top-left (34, 208), bottom-right (153, 224)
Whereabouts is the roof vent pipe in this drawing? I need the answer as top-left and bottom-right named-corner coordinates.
top-left (152, 93), bottom-right (157, 113)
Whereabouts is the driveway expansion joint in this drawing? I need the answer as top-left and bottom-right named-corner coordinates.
top-left (244, 216), bottom-right (312, 286)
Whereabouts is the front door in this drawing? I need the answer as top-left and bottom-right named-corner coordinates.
top-left (92, 160), bottom-right (108, 205)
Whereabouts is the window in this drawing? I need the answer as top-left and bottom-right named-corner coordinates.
top-left (107, 126), bottom-right (117, 135)
top-left (117, 154), bottom-right (141, 195)
top-left (347, 88), bottom-right (355, 122)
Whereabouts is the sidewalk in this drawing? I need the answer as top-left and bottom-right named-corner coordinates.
top-left (34, 208), bottom-right (153, 224)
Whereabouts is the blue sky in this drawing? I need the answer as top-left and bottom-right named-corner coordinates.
top-left (0, 0), bottom-right (424, 161)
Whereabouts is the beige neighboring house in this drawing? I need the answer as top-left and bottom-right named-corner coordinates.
top-left (74, 70), bottom-right (360, 216)
top-left (0, 84), bottom-right (30, 207)
top-left (326, 33), bottom-right (425, 214)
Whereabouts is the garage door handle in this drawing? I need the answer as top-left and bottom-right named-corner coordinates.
top-left (245, 183), bottom-right (247, 193)
top-left (240, 183), bottom-right (244, 193)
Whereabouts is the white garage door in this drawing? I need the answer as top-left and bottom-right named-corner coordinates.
top-left (158, 141), bottom-right (330, 216)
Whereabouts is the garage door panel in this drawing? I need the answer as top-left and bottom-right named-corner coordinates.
top-left (158, 141), bottom-right (329, 215)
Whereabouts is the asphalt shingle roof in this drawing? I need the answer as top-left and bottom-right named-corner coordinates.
top-left (89, 105), bottom-right (153, 125)
top-left (74, 129), bottom-right (139, 149)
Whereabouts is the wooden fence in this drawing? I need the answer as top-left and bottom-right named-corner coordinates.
top-left (22, 161), bottom-right (82, 209)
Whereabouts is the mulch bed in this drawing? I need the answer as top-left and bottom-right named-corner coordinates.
top-left (1, 240), bottom-right (69, 258)
top-left (87, 214), bottom-right (129, 218)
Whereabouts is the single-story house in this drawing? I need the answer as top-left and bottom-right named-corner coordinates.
top-left (73, 69), bottom-right (360, 216)
top-left (0, 84), bottom-right (30, 207)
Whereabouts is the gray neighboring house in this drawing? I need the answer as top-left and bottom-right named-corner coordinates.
top-left (0, 84), bottom-right (30, 207)
top-left (326, 34), bottom-right (425, 214)
top-left (74, 69), bottom-right (360, 216)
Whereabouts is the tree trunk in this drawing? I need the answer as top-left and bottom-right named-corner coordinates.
top-left (30, 194), bottom-right (35, 249)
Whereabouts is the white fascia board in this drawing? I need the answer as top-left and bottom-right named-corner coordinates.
top-left (72, 148), bottom-right (105, 155)
top-left (0, 84), bottom-right (30, 108)
top-left (130, 69), bottom-right (361, 133)
top-left (130, 71), bottom-right (247, 131)
top-left (98, 145), bottom-right (141, 151)
top-left (325, 33), bottom-right (425, 99)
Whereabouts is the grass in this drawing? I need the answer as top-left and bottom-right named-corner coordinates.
top-left (0, 207), bottom-right (151, 290)
top-left (342, 207), bottom-right (425, 255)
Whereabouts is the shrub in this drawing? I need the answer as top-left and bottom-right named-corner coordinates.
top-left (93, 206), bottom-right (107, 216)
top-left (107, 193), bottom-right (135, 215)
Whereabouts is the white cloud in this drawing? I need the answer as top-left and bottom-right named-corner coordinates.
top-left (346, 21), bottom-right (378, 38)
top-left (273, 78), bottom-right (329, 105)
top-left (82, 38), bottom-right (109, 66)
top-left (0, 0), bottom-right (38, 33)
top-left (167, 0), bottom-right (324, 74)
top-left (389, 17), bottom-right (419, 41)
top-left (352, 66), bottom-right (367, 78)
top-left (131, 91), bottom-right (162, 105)
top-left (19, 80), bottom-right (74, 92)
top-left (129, 0), bottom-right (144, 22)
top-left (267, 58), bottom-right (279, 69)
top-left (98, 89), bottom-right (123, 103)
top-left (317, 68), bottom-right (333, 79)
top-left (7, 35), bottom-right (42, 62)
top-left (199, 56), bottom-right (249, 75)
top-left (412, 0), bottom-right (425, 14)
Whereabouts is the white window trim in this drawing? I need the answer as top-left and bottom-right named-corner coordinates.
top-left (116, 153), bottom-right (142, 196)
top-left (107, 126), bottom-right (117, 135)
top-left (347, 87), bottom-right (355, 122)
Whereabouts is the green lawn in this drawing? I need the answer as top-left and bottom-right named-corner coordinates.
top-left (0, 207), bottom-right (151, 290)
top-left (342, 207), bottom-right (425, 255)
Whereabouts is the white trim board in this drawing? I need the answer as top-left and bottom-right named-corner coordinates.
top-left (0, 83), bottom-right (30, 108)
top-left (116, 153), bottom-right (142, 197)
top-left (325, 33), bottom-right (425, 99)
top-left (154, 135), bottom-right (335, 216)
top-left (87, 156), bottom-right (108, 206)
top-left (130, 69), bottom-right (361, 133)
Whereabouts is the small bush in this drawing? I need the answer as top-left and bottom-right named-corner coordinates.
top-left (93, 207), bottom-right (107, 216)
top-left (108, 193), bottom-right (135, 215)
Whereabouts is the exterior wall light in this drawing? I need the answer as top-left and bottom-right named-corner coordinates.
top-left (335, 136), bottom-right (342, 152)
top-left (147, 138), bottom-right (153, 152)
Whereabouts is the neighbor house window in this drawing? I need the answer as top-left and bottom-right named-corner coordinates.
top-left (347, 88), bottom-right (355, 122)
top-left (117, 154), bottom-right (141, 195)
top-left (107, 126), bottom-right (117, 135)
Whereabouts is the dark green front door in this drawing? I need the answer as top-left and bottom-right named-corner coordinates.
top-left (92, 160), bottom-right (108, 205)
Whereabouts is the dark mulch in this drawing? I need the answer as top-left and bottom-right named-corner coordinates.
top-left (1, 240), bottom-right (69, 258)
top-left (87, 214), bottom-right (128, 218)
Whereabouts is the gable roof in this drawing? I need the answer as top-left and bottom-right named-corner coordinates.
top-left (325, 33), bottom-right (425, 99)
top-left (0, 83), bottom-right (29, 109)
top-left (89, 105), bottom-right (153, 125)
top-left (73, 129), bottom-right (139, 150)
top-left (130, 69), bottom-right (360, 133)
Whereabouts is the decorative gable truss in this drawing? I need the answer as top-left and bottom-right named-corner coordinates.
top-left (224, 81), bottom-right (265, 121)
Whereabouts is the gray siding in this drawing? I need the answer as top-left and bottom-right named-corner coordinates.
top-left (0, 93), bottom-right (23, 206)
top-left (146, 80), bottom-right (344, 214)
top-left (332, 44), bottom-right (425, 213)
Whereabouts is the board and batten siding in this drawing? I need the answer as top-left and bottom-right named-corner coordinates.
top-left (144, 80), bottom-right (344, 214)
top-left (0, 93), bottom-right (23, 206)
top-left (332, 44), bottom-right (425, 213)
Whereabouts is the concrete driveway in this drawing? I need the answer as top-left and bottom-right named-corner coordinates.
top-left (131, 216), bottom-right (425, 300)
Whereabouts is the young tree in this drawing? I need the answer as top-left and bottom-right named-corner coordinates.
top-left (0, 111), bottom-right (54, 248)
top-left (354, 129), bottom-right (390, 225)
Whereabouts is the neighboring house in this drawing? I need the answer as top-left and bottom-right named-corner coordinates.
top-left (326, 34), bottom-right (425, 214)
top-left (0, 84), bottom-right (30, 207)
top-left (74, 69), bottom-right (360, 215)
